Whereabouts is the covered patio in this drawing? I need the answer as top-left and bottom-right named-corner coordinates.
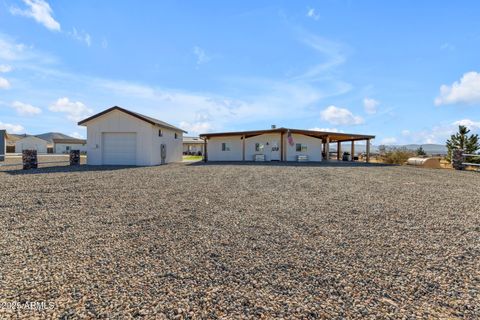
top-left (200, 128), bottom-right (375, 162)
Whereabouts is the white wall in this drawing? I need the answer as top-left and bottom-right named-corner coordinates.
top-left (84, 109), bottom-right (183, 165)
top-left (54, 143), bottom-right (88, 154)
top-left (15, 137), bottom-right (48, 154)
top-left (245, 133), bottom-right (282, 161)
top-left (284, 134), bottom-right (322, 161)
top-left (183, 143), bottom-right (204, 153)
top-left (206, 133), bottom-right (323, 162)
top-left (150, 127), bottom-right (183, 164)
top-left (207, 136), bottom-right (243, 161)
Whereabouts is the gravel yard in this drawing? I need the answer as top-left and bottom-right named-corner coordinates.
top-left (0, 163), bottom-right (479, 319)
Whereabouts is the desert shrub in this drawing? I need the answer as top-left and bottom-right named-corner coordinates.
top-left (381, 147), bottom-right (415, 165)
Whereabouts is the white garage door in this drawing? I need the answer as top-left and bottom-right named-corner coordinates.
top-left (102, 133), bottom-right (136, 165)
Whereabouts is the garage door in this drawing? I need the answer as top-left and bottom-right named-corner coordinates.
top-left (102, 133), bottom-right (136, 165)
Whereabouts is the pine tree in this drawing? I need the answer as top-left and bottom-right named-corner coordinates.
top-left (416, 146), bottom-right (426, 156)
top-left (446, 125), bottom-right (480, 162)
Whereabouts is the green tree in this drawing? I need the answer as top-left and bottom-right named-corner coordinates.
top-left (416, 146), bottom-right (427, 156)
top-left (446, 125), bottom-right (480, 162)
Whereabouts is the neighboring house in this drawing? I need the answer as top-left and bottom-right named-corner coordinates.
top-left (5, 133), bottom-right (22, 153)
top-left (15, 136), bottom-right (49, 154)
top-left (78, 106), bottom-right (187, 166)
top-left (200, 128), bottom-right (375, 162)
top-left (183, 136), bottom-right (205, 155)
top-left (53, 138), bottom-right (87, 154)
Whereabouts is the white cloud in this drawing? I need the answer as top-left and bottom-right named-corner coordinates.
top-left (440, 43), bottom-right (455, 51)
top-left (0, 121), bottom-right (24, 133)
top-left (380, 137), bottom-right (397, 145)
top-left (69, 28), bottom-right (91, 47)
top-left (70, 132), bottom-right (85, 139)
top-left (193, 46), bottom-right (211, 66)
top-left (11, 101), bottom-right (42, 116)
top-left (0, 65), bottom-right (13, 73)
top-left (306, 8), bottom-right (320, 20)
top-left (401, 129), bottom-right (411, 136)
top-left (101, 38), bottom-right (108, 49)
top-left (363, 97), bottom-right (379, 114)
top-left (10, 0), bottom-right (61, 31)
top-left (453, 119), bottom-right (480, 130)
top-left (296, 33), bottom-right (347, 80)
top-left (320, 105), bottom-right (364, 125)
top-left (0, 77), bottom-right (11, 89)
top-left (435, 71), bottom-right (480, 105)
top-left (48, 97), bottom-right (93, 121)
top-left (309, 127), bottom-right (343, 133)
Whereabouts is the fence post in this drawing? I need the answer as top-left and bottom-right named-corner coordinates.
top-left (452, 149), bottom-right (465, 170)
top-left (22, 150), bottom-right (38, 170)
top-left (70, 150), bottom-right (80, 166)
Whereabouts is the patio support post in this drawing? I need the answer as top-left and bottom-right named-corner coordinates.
top-left (280, 131), bottom-right (284, 161)
top-left (351, 141), bottom-right (355, 161)
top-left (242, 134), bottom-right (246, 161)
top-left (337, 141), bottom-right (342, 160)
top-left (325, 136), bottom-right (330, 160)
top-left (203, 138), bottom-right (208, 162)
top-left (366, 139), bottom-right (371, 163)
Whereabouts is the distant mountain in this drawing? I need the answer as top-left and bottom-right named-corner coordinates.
top-left (34, 132), bottom-right (78, 144)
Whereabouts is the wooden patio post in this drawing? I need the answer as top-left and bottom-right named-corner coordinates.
top-left (366, 139), bottom-right (370, 163)
top-left (280, 131), bottom-right (284, 161)
top-left (351, 141), bottom-right (355, 161)
top-left (203, 138), bottom-right (208, 162)
top-left (325, 136), bottom-right (330, 160)
top-left (242, 134), bottom-right (246, 161)
top-left (337, 141), bottom-right (342, 160)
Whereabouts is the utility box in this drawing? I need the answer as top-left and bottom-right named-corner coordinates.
top-left (0, 130), bottom-right (5, 162)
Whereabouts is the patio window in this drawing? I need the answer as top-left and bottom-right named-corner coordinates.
top-left (222, 143), bottom-right (230, 151)
top-left (255, 143), bottom-right (264, 152)
top-left (296, 143), bottom-right (307, 152)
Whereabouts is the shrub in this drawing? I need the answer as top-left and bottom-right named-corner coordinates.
top-left (381, 147), bottom-right (415, 165)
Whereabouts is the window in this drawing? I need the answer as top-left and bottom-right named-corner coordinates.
top-left (174, 132), bottom-right (178, 139)
top-left (158, 129), bottom-right (163, 137)
top-left (66, 146), bottom-right (70, 151)
top-left (221, 143), bottom-right (230, 151)
top-left (296, 143), bottom-right (307, 152)
top-left (255, 143), bottom-right (264, 152)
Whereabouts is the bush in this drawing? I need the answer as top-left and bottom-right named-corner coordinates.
top-left (381, 147), bottom-right (415, 165)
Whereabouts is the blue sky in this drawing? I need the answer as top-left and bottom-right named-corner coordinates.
top-left (1, 0), bottom-right (480, 144)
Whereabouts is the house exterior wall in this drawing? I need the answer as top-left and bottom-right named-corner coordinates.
top-left (0, 130), bottom-right (5, 161)
top-left (207, 136), bottom-right (243, 161)
top-left (245, 133), bottom-right (282, 161)
top-left (84, 109), bottom-right (182, 165)
top-left (54, 143), bottom-right (88, 154)
top-left (150, 127), bottom-right (183, 164)
top-left (15, 137), bottom-right (48, 154)
top-left (206, 133), bottom-right (323, 162)
top-left (284, 133), bottom-right (323, 162)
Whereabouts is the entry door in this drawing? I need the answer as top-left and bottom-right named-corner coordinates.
top-left (161, 144), bottom-right (167, 164)
top-left (270, 141), bottom-right (280, 161)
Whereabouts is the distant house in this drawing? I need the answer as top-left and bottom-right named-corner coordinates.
top-left (78, 106), bottom-right (187, 166)
top-left (15, 136), bottom-right (49, 154)
top-left (53, 138), bottom-right (87, 154)
top-left (183, 136), bottom-right (204, 155)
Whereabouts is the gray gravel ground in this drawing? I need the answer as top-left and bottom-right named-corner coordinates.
top-left (0, 162), bottom-right (479, 319)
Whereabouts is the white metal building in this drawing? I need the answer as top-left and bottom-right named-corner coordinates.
top-left (15, 136), bottom-right (49, 154)
top-left (183, 136), bottom-right (205, 155)
top-left (78, 106), bottom-right (186, 166)
top-left (53, 138), bottom-right (88, 154)
top-left (200, 128), bottom-right (375, 162)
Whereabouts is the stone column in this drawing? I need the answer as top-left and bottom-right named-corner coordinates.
top-left (452, 149), bottom-right (465, 170)
top-left (22, 150), bottom-right (38, 170)
top-left (351, 141), bottom-right (355, 161)
top-left (366, 139), bottom-right (371, 163)
top-left (337, 141), bottom-right (342, 160)
top-left (70, 150), bottom-right (80, 166)
top-left (325, 136), bottom-right (330, 160)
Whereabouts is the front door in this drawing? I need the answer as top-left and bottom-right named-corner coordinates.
top-left (161, 144), bottom-right (166, 164)
top-left (270, 141), bottom-right (280, 161)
